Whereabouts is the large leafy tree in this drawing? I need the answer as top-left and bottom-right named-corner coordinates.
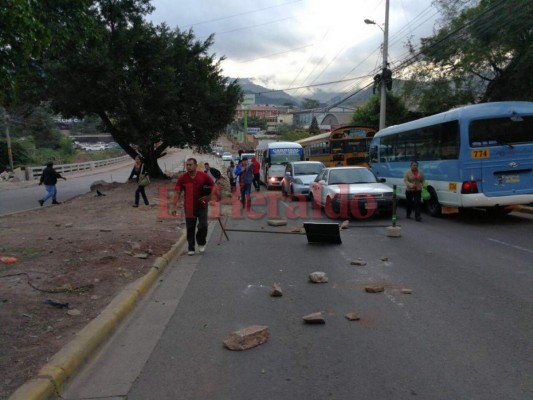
top-left (21, 0), bottom-right (241, 177)
top-left (0, 0), bottom-right (42, 105)
top-left (351, 93), bottom-right (409, 130)
top-left (1, 0), bottom-right (94, 107)
top-left (405, 0), bottom-right (533, 110)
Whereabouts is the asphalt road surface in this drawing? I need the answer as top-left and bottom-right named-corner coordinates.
top-left (63, 196), bottom-right (533, 400)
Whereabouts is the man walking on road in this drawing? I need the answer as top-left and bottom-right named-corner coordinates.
top-left (38, 161), bottom-right (67, 206)
top-left (173, 158), bottom-right (216, 256)
top-left (251, 156), bottom-right (261, 191)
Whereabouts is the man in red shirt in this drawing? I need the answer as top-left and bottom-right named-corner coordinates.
top-left (173, 158), bottom-right (216, 255)
top-left (251, 156), bottom-right (261, 192)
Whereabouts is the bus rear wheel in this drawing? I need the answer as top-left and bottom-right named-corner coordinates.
top-left (425, 187), bottom-right (442, 217)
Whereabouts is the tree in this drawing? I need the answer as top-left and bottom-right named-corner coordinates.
top-left (41, 1), bottom-right (241, 177)
top-left (0, 0), bottom-right (43, 105)
top-left (351, 93), bottom-right (409, 130)
top-left (301, 98), bottom-right (320, 109)
top-left (26, 107), bottom-right (62, 149)
top-left (1, 0), bottom-right (94, 107)
top-left (405, 0), bottom-right (533, 107)
top-left (308, 116), bottom-right (320, 135)
top-left (279, 130), bottom-right (309, 142)
top-left (0, 140), bottom-right (31, 167)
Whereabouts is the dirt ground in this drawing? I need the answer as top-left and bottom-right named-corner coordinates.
top-left (0, 180), bottom-right (182, 399)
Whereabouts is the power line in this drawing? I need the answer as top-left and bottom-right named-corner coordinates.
top-left (185, 0), bottom-right (303, 28)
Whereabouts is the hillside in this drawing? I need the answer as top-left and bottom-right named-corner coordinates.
top-left (234, 77), bottom-right (376, 107)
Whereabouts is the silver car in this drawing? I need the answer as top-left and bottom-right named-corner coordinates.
top-left (222, 152), bottom-right (233, 161)
top-left (310, 167), bottom-right (393, 219)
top-left (281, 161), bottom-right (325, 200)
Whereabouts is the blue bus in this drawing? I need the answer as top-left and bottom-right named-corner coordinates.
top-left (256, 141), bottom-right (304, 190)
top-left (369, 102), bottom-right (533, 216)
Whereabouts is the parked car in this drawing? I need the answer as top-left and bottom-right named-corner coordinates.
top-left (222, 152), bottom-right (233, 161)
top-left (281, 161), bottom-right (325, 200)
top-left (310, 167), bottom-right (393, 219)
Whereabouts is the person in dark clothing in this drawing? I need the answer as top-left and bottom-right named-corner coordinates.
top-left (251, 156), bottom-right (261, 191)
top-left (128, 156), bottom-right (150, 207)
top-left (38, 161), bottom-right (67, 206)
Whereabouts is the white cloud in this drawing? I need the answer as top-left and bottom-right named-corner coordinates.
top-left (148, 0), bottom-right (440, 97)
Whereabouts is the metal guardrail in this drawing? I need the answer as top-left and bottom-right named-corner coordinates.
top-left (25, 155), bottom-right (131, 180)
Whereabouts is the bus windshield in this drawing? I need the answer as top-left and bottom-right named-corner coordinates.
top-left (469, 116), bottom-right (533, 147)
top-left (269, 149), bottom-right (304, 164)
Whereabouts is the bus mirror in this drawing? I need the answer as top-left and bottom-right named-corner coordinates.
top-left (379, 178), bottom-right (386, 183)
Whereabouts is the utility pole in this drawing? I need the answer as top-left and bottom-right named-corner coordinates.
top-left (380, 0), bottom-right (390, 130)
top-left (2, 109), bottom-right (14, 172)
top-left (364, 0), bottom-right (390, 130)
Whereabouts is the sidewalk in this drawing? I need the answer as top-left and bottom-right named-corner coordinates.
top-left (6, 151), bottom-right (234, 399)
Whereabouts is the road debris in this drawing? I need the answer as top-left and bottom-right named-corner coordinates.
top-left (267, 219), bottom-right (288, 226)
top-left (270, 283), bottom-right (283, 297)
top-left (303, 312), bottom-right (326, 324)
top-left (309, 271), bottom-right (328, 283)
top-left (345, 312), bottom-right (361, 321)
top-left (365, 285), bottom-right (385, 293)
top-left (223, 325), bottom-right (269, 350)
top-left (350, 258), bottom-right (367, 266)
top-left (42, 299), bottom-right (69, 309)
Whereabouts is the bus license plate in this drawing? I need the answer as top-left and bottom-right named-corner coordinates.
top-left (505, 175), bottom-right (520, 183)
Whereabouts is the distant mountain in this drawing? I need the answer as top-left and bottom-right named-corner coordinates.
top-left (234, 78), bottom-right (297, 106)
top-left (233, 78), bottom-right (376, 108)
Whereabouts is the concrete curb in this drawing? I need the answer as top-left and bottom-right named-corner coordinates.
top-left (8, 232), bottom-right (187, 400)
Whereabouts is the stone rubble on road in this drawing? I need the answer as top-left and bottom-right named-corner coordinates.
top-left (223, 325), bottom-right (270, 351)
top-left (309, 271), bottom-right (328, 283)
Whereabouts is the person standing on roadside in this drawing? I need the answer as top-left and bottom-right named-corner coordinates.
top-left (238, 157), bottom-right (254, 211)
top-left (251, 156), bottom-right (261, 191)
top-left (128, 156), bottom-right (150, 208)
top-left (404, 161), bottom-right (425, 221)
top-left (173, 158), bottom-right (216, 256)
top-left (226, 161), bottom-right (236, 192)
top-left (38, 161), bottom-right (67, 206)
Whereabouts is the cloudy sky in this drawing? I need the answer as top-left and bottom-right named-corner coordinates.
top-left (148, 0), bottom-right (442, 98)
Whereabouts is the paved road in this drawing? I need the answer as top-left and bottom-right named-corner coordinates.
top-left (62, 196), bottom-right (533, 400)
top-left (0, 151), bottom-right (225, 216)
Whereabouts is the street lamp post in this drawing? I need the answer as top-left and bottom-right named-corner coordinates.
top-left (365, 0), bottom-right (390, 130)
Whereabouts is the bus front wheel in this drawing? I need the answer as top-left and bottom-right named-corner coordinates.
top-left (425, 187), bottom-right (442, 217)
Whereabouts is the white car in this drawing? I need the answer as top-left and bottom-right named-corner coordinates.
top-left (222, 152), bottom-right (233, 161)
top-left (310, 167), bottom-right (393, 219)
